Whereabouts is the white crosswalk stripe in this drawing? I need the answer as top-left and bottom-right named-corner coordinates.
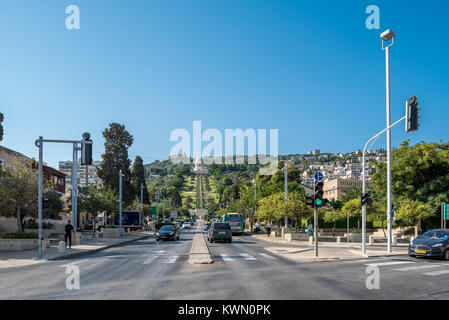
top-left (392, 264), bottom-right (444, 272)
top-left (421, 269), bottom-right (449, 276)
top-left (259, 253), bottom-right (277, 260)
top-left (365, 261), bottom-right (415, 267)
top-left (220, 254), bottom-right (234, 261)
top-left (343, 258), bottom-right (389, 264)
top-left (143, 254), bottom-right (160, 264)
top-left (239, 253), bottom-right (257, 261)
top-left (167, 255), bottom-right (179, 264)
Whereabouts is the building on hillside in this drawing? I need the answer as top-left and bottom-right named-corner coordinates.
top-left (59, 160), bottom-right (102, 187)
top-left (0, 145), bottom-right (66, 193)
top-left (323, 178), bottom-right (372, 201)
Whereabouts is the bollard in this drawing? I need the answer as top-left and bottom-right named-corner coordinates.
top-left (392, 235), bottom-right (397, 246)
top-left (410, 236), bottom-right (415, 244)
top-left (336, 236), bottom-right (341, 244)
top-left (58, 241), bottom-right (66, 253)
top-left (369, 235), bottom-right (374, 245)
top-left (309, 236), bottom-right (314, 245)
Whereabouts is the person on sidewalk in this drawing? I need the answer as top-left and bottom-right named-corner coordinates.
top-left (308, 222), bottom-right (313, 237)
top-left (64, 220), bottom-right (75, 249)
top-left (266, 222), bottom-right (271, 236)
top-left (302, 224), bottom-right (306, 234)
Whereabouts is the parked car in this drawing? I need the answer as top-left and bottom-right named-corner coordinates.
top-left (190, 220), bottom-right (195, 226)
top-left (155, 224), bottom-right (179, 241)
top-left (84, 219), bottom-right (94, 231)
top-left (207, 222), bottom-right (232, 243)
top-left (203, 223), bottom-right (211, 232)
top-left (181, 222), bottom-right (191, 229)
top-left (409, 229), bottom-right (449, 260)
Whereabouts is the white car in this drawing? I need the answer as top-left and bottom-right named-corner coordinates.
top-left (181, 222), bottom-right (191, 229)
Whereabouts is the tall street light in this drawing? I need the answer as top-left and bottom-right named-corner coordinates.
top-left (381, 29), bottom-right (395, 253)
top-left (119, 169), bottom-right (124, 230)
top-left (283, 162), bottom-right (288, 228)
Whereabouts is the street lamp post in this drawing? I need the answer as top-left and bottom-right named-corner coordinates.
top-left (381, 29), bottom-right (395, 253)
top-left (119, 169), bottom-right (124, 229)
top-left (283, 162), bottom-right (288, 228)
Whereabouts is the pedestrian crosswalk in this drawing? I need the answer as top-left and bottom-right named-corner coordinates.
top-left (342, 257), bottom-right (449, 278)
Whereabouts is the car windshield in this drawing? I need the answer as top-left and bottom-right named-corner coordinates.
top-left (421, 230), bottom-right (449, 239)
top-left (226, 215), bottom-right (241, 222)
top-left (160, 225), bottom-right (174, 231)
top-left (214, 223), bottom-right (230, 230)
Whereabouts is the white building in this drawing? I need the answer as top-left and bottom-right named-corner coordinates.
top-left (59, 160), bottom-right (102, 187)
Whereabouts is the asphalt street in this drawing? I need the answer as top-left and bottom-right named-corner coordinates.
top-left (1, 222), bottom-right (448, 300)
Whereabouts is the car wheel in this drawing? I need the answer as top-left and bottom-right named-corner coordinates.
top-left (228, 239), bottom-right (232, 243)
top-left (210, 239), bottom-right (214, 243)
top-left (444, 250), bottom-right (449, 261)
top-left (156, 238), bottom-right (159, 242)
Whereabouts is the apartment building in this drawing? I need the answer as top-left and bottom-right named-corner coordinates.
top-left (59, 160), bottom-right (102, 187)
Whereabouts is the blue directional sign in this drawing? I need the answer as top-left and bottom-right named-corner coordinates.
top-left (314, 172), bottom-right (323, 181)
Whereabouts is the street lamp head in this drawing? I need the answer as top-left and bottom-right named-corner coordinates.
top-left (380, 29), bottom-right (395, 41)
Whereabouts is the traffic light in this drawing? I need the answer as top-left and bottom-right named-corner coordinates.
top-left (361, 191), bottom-right (373, 206)
top-left (81, 132), bottom-right (93, 165)
top-left (42, 198), bottom-right (49, 209)
top-left (406, 96), bottom-right (419, 133)
top-left (314, 182), bottom-right (329, 207)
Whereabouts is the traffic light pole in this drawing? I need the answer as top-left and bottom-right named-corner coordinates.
top-left (34, 136), bottom-right (92, 259)
top-left (314, 177), bottom-right (318, 257)
top-left (361, 116), bottom-right (405, 255)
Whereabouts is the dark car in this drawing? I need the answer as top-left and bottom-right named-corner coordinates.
top-left (409, 229), bottom-right (449, 260)
top-left (203, 223), bottom-right (211, 232)
top-left (155, 224), bottom-right (179, 241)
top-left (207, 222), bottom-right (232, 243)
top-left (84, 219), bottom-right (94, 231)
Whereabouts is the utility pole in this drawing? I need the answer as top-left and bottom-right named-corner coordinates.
top-left (37, 136), bottom-right (43, 258)
top-left (252, 178), bottom-right (256, 234)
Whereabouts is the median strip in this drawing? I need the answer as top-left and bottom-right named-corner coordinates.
top-left (187, 224), bottom-right (214, 264)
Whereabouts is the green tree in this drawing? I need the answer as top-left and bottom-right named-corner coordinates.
top-left (372, 141), bottom-right (449, 229)
top-left (395, 199), bottom-right (433, 233)
top-left (97, 123), bottom-right (134, 204)
top-left (131, 156), bottom-right (150, 204)
top-left (171, 190), bottom-right (182, 208)
top-left (43, 190), bottom-right (64, 220)
top-left (0, 158), bottom-right (38, 232)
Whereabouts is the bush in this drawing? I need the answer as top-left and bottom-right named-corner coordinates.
top-left (0, 232), bottom-right (39, 239)
top-left (25, 219), bottom-right (53, 229)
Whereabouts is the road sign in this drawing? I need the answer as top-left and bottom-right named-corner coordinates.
top-left (314, 172), bottom-right (323, 181)
top-left (170, 211), bottom-right (178, 218)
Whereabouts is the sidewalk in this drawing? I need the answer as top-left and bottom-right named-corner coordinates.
top-left (0, 231), bottom-right (153, 270)
top-left (251, 234), bottom-right (409, 261)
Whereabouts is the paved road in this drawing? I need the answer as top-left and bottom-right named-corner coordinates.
top-left (1, 222), bottom-right (448, 299)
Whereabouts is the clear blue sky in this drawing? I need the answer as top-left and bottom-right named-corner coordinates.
top-left (1, 0), bottom-right (448, 168)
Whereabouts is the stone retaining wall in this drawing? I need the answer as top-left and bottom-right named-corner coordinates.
top-left (0, 239), bottom-right (50, 251)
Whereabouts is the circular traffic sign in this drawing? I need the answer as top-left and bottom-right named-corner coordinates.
top-left (314, 172), bottom-right (323, 181)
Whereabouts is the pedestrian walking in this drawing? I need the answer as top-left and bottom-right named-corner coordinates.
top-left (64, 220), bottom-right (75, 249)
top-left (302, 224), bottom-right (306, 234)
top-left (266, 222), bottom-right (271, 236)
top-left (308, 222), bottom-right (313, 237)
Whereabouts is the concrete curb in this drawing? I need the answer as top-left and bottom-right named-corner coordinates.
top-left (48, 234), bottom-right (151, 261)
top-left (188, 226), bottom-right (214, 264)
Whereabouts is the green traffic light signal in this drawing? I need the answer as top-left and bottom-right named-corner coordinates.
top-left (315, 198), bottom-right (323, 206)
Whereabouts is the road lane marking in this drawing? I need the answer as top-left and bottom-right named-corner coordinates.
top-left (143, 254), bottom-right (160, 264)
top-left (87, 259), bottom-right (108, 267)
top-left (391, 264), bottom-right (444, 272)
top-left (259, 253), bottom-right (277, 260)
top-left (343, 258), bottom-right (389, 264)
top-left (365, 261), bottom-right (415, 267)
top-left (220, 254), bottom-right (234, 261)
top-left (167, 255), bottom-right (179, 263)
top-left (239, 253), bottom-right (257, 261)
top-left (421, 269), bottom-right (449, 276)
top-left (58, 259), bottom-right (88, 268)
